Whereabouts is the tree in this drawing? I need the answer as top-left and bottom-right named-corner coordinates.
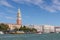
top-left (19, 26), bottom-right (26, 31)
top-left (0, 23), bottom-right (9, 31)
top-left (31, 28), bottom-right (37, 33)
top-left (13, 27), bottom-right (18, 33)
top-left (19, 26), bottom-right (23, 31)
top-left (19, 25), bottom-right (37, 33)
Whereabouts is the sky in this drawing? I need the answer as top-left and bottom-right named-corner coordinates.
top-left (0, 0), bottom-right (60, 26)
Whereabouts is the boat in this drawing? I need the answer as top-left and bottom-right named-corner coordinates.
top-left (0, 31), bottom-right (4, 34)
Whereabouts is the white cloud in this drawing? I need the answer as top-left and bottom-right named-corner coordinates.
top-left (6, 9), bottom-right (16, 14)
top-left (12, 0), bottom-right (60, 12)
top-left (0, 0), bottom-right (14, 8)
top-left (0, 12), bottom-right (15, 20)
top-left (5, 16), bottom-right (15, 20)
top-left (53, 0), bottom-right (60, 5)
top-left (12, 0), bottom-right (43, 4)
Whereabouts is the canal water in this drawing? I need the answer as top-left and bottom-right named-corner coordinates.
top-left (0, 33), bottom-right (60, 40)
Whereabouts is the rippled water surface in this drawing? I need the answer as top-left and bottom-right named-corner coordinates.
top-left (0, 33), bottom-right (60, 40)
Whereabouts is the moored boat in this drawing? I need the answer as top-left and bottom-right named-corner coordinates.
top-left (0, 31), bottom-right (4, 34)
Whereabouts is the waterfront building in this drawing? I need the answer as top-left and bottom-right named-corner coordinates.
top-left (55, 27), bottom-right (60, 33)
top-left (33, 25), bottom-right (43, 33)
top-left (25, 24), bottom-right (34, 28)
top-left (26, 25), bottom-right (55, 33)
top-left (43, 25), bottom-right (55, 33)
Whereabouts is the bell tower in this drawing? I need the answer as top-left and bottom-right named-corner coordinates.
top-left (17, 8), bottom-right (22, 25)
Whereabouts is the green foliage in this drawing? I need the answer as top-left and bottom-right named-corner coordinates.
top-left (0, 23), bottom-right (9, 31)
top-left (14, 27), bottom-right (19, 33)
top-left (19, 26), bottom-right (37, 33)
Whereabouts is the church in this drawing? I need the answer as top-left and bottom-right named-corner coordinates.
top-left (7, 8), bottom-right (22, 30)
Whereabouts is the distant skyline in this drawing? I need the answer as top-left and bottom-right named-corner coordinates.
top-left (0, 0), bottom-right (60, 26)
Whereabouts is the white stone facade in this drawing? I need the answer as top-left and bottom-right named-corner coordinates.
top-left (55, 27), bottom-right (60, 33)
top-left (33, 25), bottom-right (43, 32)
top-left (43, 25), bottom-right (55, 33)
top-left (27, 25), bottom-right (55, 33)
top-left (8, 24), bottom-right (21, 30)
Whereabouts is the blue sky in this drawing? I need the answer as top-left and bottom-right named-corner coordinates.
top-left (0, 0), bottom-right (60, 26)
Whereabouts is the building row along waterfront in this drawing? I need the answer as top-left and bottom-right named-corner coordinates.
top-left (26, 25), bottom-right (60, 33)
